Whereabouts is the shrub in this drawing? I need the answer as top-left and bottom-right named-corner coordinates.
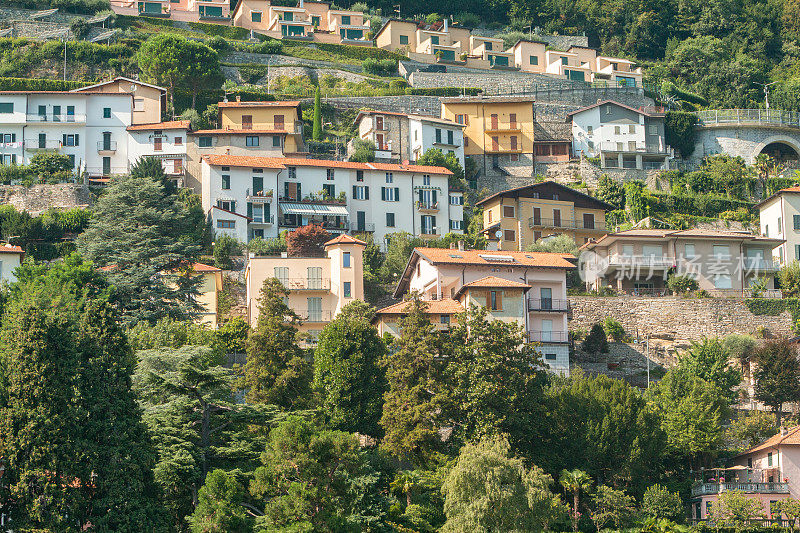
top-left (213, 234), bottom-right (241, 270)
top-left (69, 17), bottom-right (91, 39)
top-left (206, 35), bottom-right (228, 52)
top-left (362, 58), bottom-right (397, 76)
top-left (603, 317), bottom-right (626, 342)
top-left (582, 323), bottom-right (609, 354)
top-left (350, 138), bottom-right (376, 163)
top-left (642, 484), bottom-right (684, 521)
top-left (665, 111), bottom-right (697, 158)
top-left (667, 274), bottom-right (699, 294)
top-left (454, 12), bottom-right (480, 27)
top-left (247, 236), bottom-right (287, 256)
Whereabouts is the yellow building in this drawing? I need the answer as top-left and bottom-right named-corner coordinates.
top-left (190, 262), bottom-right (224, 328)
top-left (476, 181), bottom-right (612, 250)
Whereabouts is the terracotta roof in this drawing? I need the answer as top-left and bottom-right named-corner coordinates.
top-left (324, 234), bottom-right (366, 247)
top-left (454, 276), bottom-right (531, 298)
top-left (414, 248), bottom-right (576, 268)
top-left (475, 180), bottom-right (613, 210)
top-left (755, 186), bottom-right (800, 208)
top-left (376, 298), bottom-right (464, 316)
top-left (584, 228), bottom-right (784, 249)
top-left (201, 154), bottom-right (453, 175)
top-left (191, 262), bottom-right (221, 272)
top-left (0, 244), bottom-right (24, 253)
top-left (217, 100), bottom-right (301, 108)
top-left (737, 426), bottom-right (800, 456)
top-left (441, 95), bottom-right (535, 104)
top-left (354, 110), bottom-right (464, 127)
top-left (190, 129), bottom-right (292, 135)
top-left (127, 120), bottom-right (190, 131)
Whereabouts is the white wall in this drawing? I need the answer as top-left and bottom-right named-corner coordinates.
top-left (409, 118), bottom-right (465, 170)
top-left (128, 127), bottom-right (189, 176)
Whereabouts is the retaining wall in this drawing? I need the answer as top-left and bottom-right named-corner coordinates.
top-left (0, 183), bottom-right (92, 215)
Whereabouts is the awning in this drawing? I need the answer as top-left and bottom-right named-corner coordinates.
top-left (279, 203), bottom-right (349, 216)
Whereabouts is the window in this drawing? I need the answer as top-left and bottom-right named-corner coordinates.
top-left (272, 135), bottom-right (281, 147)
top-left (53, 105), bottom-right (61, 121)
top-left (353, 185), bottom-right (369, 200)
top-left (199, 136), bottom-right (212, 147)
top-left (530, 55), bottom-right (538, 65)
top-left (435, 128), bottom-right (442, 143)
top-left (221, 174), bottom-right (231, 189)
top-left (449, 195), bottom-right (463, 205)
top-left (713, 244), bottom-right (730, 258)
top-left (0, 103), bottom-right (13, 114)
top-left (62, 134), bottom-right (79, 147)
top-left (343, 252), bottom-right (351, 268)
top-left (307, 297), bottom-right (322, 322)
top-left (381, 187), bottom-right (399, 201)
top-left (503, 206), bottom-right (515, 218)
top-left (385, 172), bottom-right (393, 183)
top-left (274, 267), bottom-right (289, 286)
top-left (795, 244), bottom-right (800, 260)
top-left (545, 353), bottom-right (557, 361)
top-left (421, 215), bottom-right (436, 234)
top-left (423, 174), bottom-right (431, 186)
top-left (614, 126), bottom-right (621, 135)
top-left (714, 275), bottom-right (732, 289)
top-left (356, 170), bottom-right (364, 182)
top-left (587, 125), bottom-right (593, 135)
top-left (251, 204), bottom-right (263, 223)
top-left (748, 458), bottom-right (753, 468)
top-left (582, 213), bottom-right (595, 229)
top-left (487, 290), bottom-right (502, 310)
top-left (251, 11), bottom-right (261, 22)
top-left (175, 136), bottom-right (183, 146)
top-left (103, 107), bottom-right (111, 119)
top-left (628, 124), bottom-right (636, 134)
top-left (326, 168), bottom-right (335, 180)
top-left (447, 130), bottom-right (454, 145)
top-left (450, 219), bottom-right (463, 230)
top-left (456, 114), bottom-right (466, 125)
top-left (504, 229), bottom-right (515, 241)
top-left (431, 35), bottom-right (439, 45)
top-left (684, 243), bottom-right (696, 258)
top-left (648, 125), bottom-right (658, 135)
top-left (341, 15), bottom-right (351, 25)
top-left (400, 35), bottom-right (409, 45)
top-left (287, 166), bottom-right (297, 180)
top-left (133, 98), bottom-right (144, 111)
top-left (440, 315), bottom-right (450, 325)
top-left (217, 219), bottom-right (235, 229)
top-left (322, 183), bottom-right (335, 199)
top-left (561, 56), bottom-right (568, 65)
top-left (246, 136), bottom-right (259, 147)
top-left (154, 136), bottom-right (162, 151)
top-left (343, 281), bottom-right (352, 298)
top-left (794, 215), bottom-right (800, 230)
top-left (769, 452), bottom-right (773, 466)
top-left (386, 212), bottom-right (395, 227)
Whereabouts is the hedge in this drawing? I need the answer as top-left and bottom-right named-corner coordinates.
top-left (665, 110), bottom-right (697, 158)
top-left (188, 22), bottom-right (250, 41)
top-left (0, 76), bottom-right (91, 91)
top-left (746, 298), bottom-right (800, 319)
top-left (644, 192), bottom-right (755, 219)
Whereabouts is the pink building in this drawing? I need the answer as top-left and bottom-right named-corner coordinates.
top-left (692, 427), bottom-right (800, 521)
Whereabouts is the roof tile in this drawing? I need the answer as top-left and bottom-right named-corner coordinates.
top-left (376, 298), bottom-right (464, 315)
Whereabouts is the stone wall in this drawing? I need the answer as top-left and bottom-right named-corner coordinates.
top-left (0, 184), bottom-right (92, 215)
top-left (534, 159), bottom-right (664, 188)
top-left (569, 295), bottom-right (794, 340)
top-left (690, 126), bottom-right (800, 165)
top-left (314, 95), bottom-right (443, 116)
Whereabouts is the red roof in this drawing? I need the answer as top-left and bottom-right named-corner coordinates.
top-left (0, 244), bottom-right (24, 254)
top-left (376, 298), bottom-right (464, 316)
top-left (324, 234), bottom-right (366, 247)
top-left (736, 426), bottom-right (800, 456)
top-left (201, 154), bottom-right (453, 175)
top-left (191, 129), bottom-right (293, 135)
top-left (191, 262), bottom-right (221, 272)
top-left (127, 120), bottom-right (191, 132)
top-left (217, 100), bottom-right (301, 108)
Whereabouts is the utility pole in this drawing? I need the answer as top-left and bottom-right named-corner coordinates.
top-left (646, 334), bottom-right (650, 387)
top-left (394, 3), bottom-right (400, 18)
top-left (756, 81), bottom-right (778, 110)
top-left (63, 38), bottom-right (67, 81)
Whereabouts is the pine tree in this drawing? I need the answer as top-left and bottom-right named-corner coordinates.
top-left (380, 296), bottom-right (443, 463)
top-left (243, 278), bottom-right (312, 408)
top-left (312, 87), bottom-right (323, 141)
top-left (77, 174), bottom-right (204, 326)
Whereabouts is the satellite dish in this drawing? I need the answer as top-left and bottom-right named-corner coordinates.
top-left (130, 84), bottom-right (137, 92)
top-left (494, 230), bottom-right (503, 239)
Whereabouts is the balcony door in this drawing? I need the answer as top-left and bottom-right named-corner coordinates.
top-left (552, 209), bottom-right (561, 227)
top-left (307, 267), bottom-right (322, 290)
top-left (490, 114), bottom-right (498, 130)
top-left (357, 211), bottom-right (366, 232)
top-left (540, 287), bottom-right (552, 310)
top-left (242, 115), bottom-right (253, 130)
top-left (38, 133), bottom-right (46, 149)
top-left (583, 213), bottom-right (595, 229)
top-left (376, 116), bottom-right (384, 131)
top-left (541, 319), bottom-right (553, 342)
top-left (274, 115), bottom-right (284, 130)
top-left (102, 131), bottom-right (112, 151)
top-left (532, 207), bottom-right (541, 225)
top-left (307, 297), bottom-right (322, 322)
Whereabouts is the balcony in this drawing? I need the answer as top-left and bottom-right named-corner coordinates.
top-left (485, 122), bottom-right (522, 134)
top-left (599, 142), bottom-right (673, 155)
top-left (744, 258), bottom-right (781, 272)
top-left (27, 113), bottom-right (86, 123)
top-left (250, 214), bottom-right (275, 225)
top-left (416, 201), bottom-right (439, 213)
top-left (528, 217), bottom-right (606, 231)
top-left (280, 218), bottom-right (349, 231)
top-left (528, 298), bottom-right (570, 312)
top-left (607, 254), bottom-right (675, 269)
top-left (246, 188), bottom-right (273, 201)
top-left (24, 139), bottom-right (61, 151)
top-left (231, 123), bottom-right (303, 134)
top-left (350, 222), bottom-right (375, 232)
top-left (86, 166), bottom-right (128, 177)
top-left (692, 483), bottom-right (790, 497)
top-left (279, 278), bottom-right (331, 291)
top-left (298, 310), bottom-right (333, 323)
top-left (97, 140), bottom-right (117, 154)
top-left (527, 330), bottom-right (570, 344)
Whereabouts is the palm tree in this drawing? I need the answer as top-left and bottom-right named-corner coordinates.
top-left (560, 468), bottom-right (592, 532)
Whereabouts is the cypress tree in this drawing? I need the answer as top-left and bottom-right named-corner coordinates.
top-left (312, 87), bottom-right (322, 141)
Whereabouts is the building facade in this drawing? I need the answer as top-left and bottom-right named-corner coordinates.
top-left (200, 154), bottom-right (463, 244)
top-left (477, 181), bottom-right (612, 250)
top-left (127, 120), bottom-right (191, 185)
top-left (191, 262), bottom-right (224, 328)
top-left (110, 0), bottom-right (230, 22)
top-left (0, 244), bottom-right (24, 283)
top-left (758, 186), bottom-right (800, 266)
top-left (245, 234), bottom-right (365, 341)
top-left (569, 100), bottom-right (672, 170)
top-left (581, 229), bottom-right (783, 295)
top-left (381, 247), bottom-right (575, 374)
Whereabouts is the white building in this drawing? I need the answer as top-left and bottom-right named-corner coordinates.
top-left (0, 244), bottom-right (24, 283)
top-left (127, 120), bottom-right (191, 186)
top-left (200, 154), bottom-right (464, 245)
top-left (0, 90), bottom-right (133, 179)
top-left (758, 186), bottom-right (800, 265)
top-left (568, 100), bottom-right (672, 170)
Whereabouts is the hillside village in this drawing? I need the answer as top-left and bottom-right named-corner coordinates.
top-left (6, 0), bottom-right (800, 531)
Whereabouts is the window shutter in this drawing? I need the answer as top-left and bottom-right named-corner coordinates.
top-left (497, 291), bottom-right (503, 310)
top-left (62, 134), bottom-right (67, 146)
top-left (285, 182), bottom-right (290, 198)
top-left (431, 216), bottom-right (436, 231)
top-left (297, 182), bottom-right (301, 199)
top-left (74, 134), bottom-right (79, 146)
top-left (432, 191), bottom-right (437, 205)
top-left (353, 185), bottom-right (357, 198)
top-left (363, 186), bottom-right (368, 199)
top-left (247, 202), bottom-right (253, 218)
top-left (11, 133), bottom-right (15, 142)
top-left (485, 291), bottom-right (491, 309)
top-left (381, 187), bottom-right (386, 200)
top-left (394, 187), bottom-right (399, 200)
top-left (264, 203), bottom-right (270, 220)
top-left (418, 190), bottom-right (424, 203)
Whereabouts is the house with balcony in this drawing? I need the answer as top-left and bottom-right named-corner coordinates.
top-left (0, 90), bottom-right (133, 179)
top-left (245, 234), bottom-right (365, 341)
top-left (568, 100), bottom-right (673, 170)
top-left (73, 76), bottom-right (167, 126)
top-left (477, 181), bottom-right (613, 250)
top-left (231, 0), bottom-right (370, 44)
top-left (757, 186), bottom-right (800, 266)
top-left (692, 426), bottom-right (800, 521)
top-left (580, 229), bottom-right (784, 295)
top-left (200, 154), bottom-right (463, 244)
top-left (128, 120), bottom-right (191, 187)
top-left (353, 110), bottom-right (465, 168)
top-left (378, 246), bottom-right (575, 374)
top-left (111, 0), bottom-right (230, 21)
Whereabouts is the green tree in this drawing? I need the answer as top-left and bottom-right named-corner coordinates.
top-left (527, 234), bottom-right (579, 254)
top-left (380, 296), bottom-right (443, 464)
top-left (213, 233), bottom-right (240, 270)
top-left (624, 181), bottom-right (647, 222)
top-left (350, 138), bottom-right (377, 162)
top-left (250, 416), bottom-right (388, 531)
top-left (590, 485), bottom-right (635, 532)
top-left (678, 338), bottom-right (741, 403)
top-left (0, 256), bottom-right (165, 531)
top-left (595, 175), bottom-right (625, 210)
top-left (28, 151), bottom-right (73, 182)
top-left (416, 148), bottom-right (465, 187)
top-left (708, 489), bottom-right (763, 527)
top-left (186, 469), bottom-right (254, 533)
top-left (243, 278), bottom-right (312, 408)
top-left (642, 484), bottom-right (684, 521)
top-left (725, 410), bottom-right (777, 450)
top-left (667, 274), bottom-right (698, 294)
top-left (581, 323), bottom-right (609, 354)
top-left (441, 436), bottom-right (564, 533)
top-left (753, 338), bottom-right (800, 425)
top-left (779, 261), bottom-right (800, 297)
top-left (313, 302), bottom-right (387, 437)
top-left (78, 174), bottom-right (204, 325)
top-left (560, 469), bottom-right (593, 532)
top-left (130, 155), bottom-right (173, 191)
top-left (312, 87), bottom-right (322, 141)
top-left (774, 498), bottom-right (800, 529)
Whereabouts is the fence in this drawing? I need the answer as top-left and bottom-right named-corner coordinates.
top-left (696, 109), bottom-right (800, 129)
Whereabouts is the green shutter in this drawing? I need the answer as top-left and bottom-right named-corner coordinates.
top-left (247, 202), bottom-right (253, 218)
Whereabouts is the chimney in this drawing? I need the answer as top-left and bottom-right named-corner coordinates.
top-left (457, 240), bottom-right (465, 251)
top-left (299, 0), bottom-right (304, 8)
top-left (443, 18), bottom-right (449, 32)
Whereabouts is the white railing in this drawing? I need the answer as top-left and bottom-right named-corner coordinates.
top-left (692, 482), bottom-right (790, 497)
top-left (607, 255), bottom-right (675, 268)
top-left (696, 109), bottom-right (800, 129)
top-left (97, 141), bottom-right (117, 152)
top-left (27, 113), bottom-right (86, 123)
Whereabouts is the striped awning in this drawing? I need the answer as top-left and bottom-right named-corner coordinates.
top-left (279, 203), bottom-right (349, 216)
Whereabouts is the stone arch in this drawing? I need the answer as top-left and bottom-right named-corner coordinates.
top-left (751, 134), bottom-right (800, 164)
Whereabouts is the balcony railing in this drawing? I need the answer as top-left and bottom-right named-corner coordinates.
top-left (23, 139), bottom-right (61, 151)
top-left (27, 113), bottom-right (86, 123)
top-left (280, 219), bottom-right (349, 230)
top-left (97, 141), bottom-right (117, 152)
top-left (246, 188), bottom-right (273, 200)
top-left (350, 222), bottom-right (375, 232)
top-left (607, 255), bottom-right (675, 268)
top-left (691, 483), bottom-right (790, 497)
top-left (486, 122), bottom-right (521, 133)
top-left (695, 109), bottom-right (800, 129)
top-left (298, 310), bottom-right (333, 322)
top-left (527, 330), bottom-right (570, 343)
top-left (528, 217), bottom-right (606, 231)
top-left (416, 201), bottom-right (439, 212)
top-left (251, 215), bottom-right (275, 225)
top-left (86, 166), bottom-right (127, 176)
top-left (279, 278), bottom-right (330, 291)
top-left (528, 298), bottom-right (570, 312)
top-left (599, 142), bottom-right (671, 155)
top-left (233, 123), bottom-right (302, 133)
top-left (744, 258), bottom-right (781, 272)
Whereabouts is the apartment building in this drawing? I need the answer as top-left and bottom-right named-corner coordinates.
top-left (569, 100), bottom-right (672, 170)
top-left (477, 181), bottom-right (612, 250)
top-left (0, 90), bottom-right (133, 178)
top-left (441, 96), bottom-right (540, 177)
top-left (200, 154), bottom-right (463, 244)
top-left (186, 98), bottom-right (304, 191)
top-left (232, 0), bottom-right (370, 44)
top-left (245, 234), bottom-right (365, 341)
top-left (110, 0), bottom-right (230, 22)
top-left (127, 120), bottom-right (191, 185)
top-left (581, 229), bottom-right (783, 295)
top-left (757, 186), bottom-right (800, 266)
top-left (353, 110), bottom-right (465, 168)
top-left (73, 77), bottom-right (166, 125)
top-left (375, 247), bottom-right (575, 374)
